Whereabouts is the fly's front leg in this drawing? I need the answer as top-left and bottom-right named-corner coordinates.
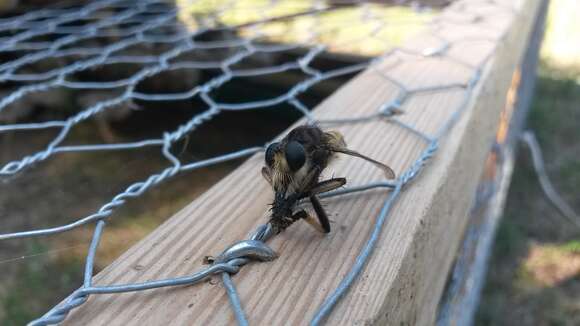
top-left (271, 209), bottom-right (308, 234)
top-left (291, 209), bottom-right (308, 221)
top-left (282, 208), bottom-right (329, 234)
top-left (309, 195), bottom-right (331, 233)
top-left (297, 208), bottom-right (329, 234)
top-left (307, 178), bottom-right (346, 233)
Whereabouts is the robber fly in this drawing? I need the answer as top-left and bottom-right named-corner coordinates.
top-left (262, 125), bottom-right (395, 234)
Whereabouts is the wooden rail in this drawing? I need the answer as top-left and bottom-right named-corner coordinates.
top-left (64, 0), bottom-right (543, 324)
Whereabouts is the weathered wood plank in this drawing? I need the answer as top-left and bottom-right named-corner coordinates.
top-left (64, 0), bottom-right (542, 324)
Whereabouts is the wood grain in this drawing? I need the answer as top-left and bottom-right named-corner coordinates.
top-left (63, 0), bottom-right (542, 324)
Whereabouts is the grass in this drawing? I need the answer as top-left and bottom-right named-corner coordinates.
top-left (476, 67), bottom-right (580, 326)
top-left (177, 0), bottom-right (433, 56)
top-left (475, 1), bottom-right (580, 323)
top-left (1, 241), bottom-right (83, 326)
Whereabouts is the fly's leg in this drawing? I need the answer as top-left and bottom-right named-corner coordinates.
top-left (271, 209), bottom-right (308, 234)
top-left (306, 178), bottom-right (346, 233)
top-left (309, 195), bottom-right (331, 233)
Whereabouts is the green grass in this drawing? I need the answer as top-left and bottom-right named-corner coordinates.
top-left (1, 241), bottom-right (83, 326)
top-left (492, 217), bottom-right (527, 258)
top-left (475, 4), bottom-right (580, 320)
top-left (475, 55), bottom-right (580, 326)
top-left (177, 0), bottom-right (433, 56)
top-left (560, 240), bottom-right (580, 253)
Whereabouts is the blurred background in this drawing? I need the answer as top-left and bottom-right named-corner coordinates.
top-left (0, 0), bottom-right (578, 325)
top-left (476, 0), bottom-right (580, 324)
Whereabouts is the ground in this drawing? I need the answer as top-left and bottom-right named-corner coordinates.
top-left (475, 0), bottom-right (580, 324)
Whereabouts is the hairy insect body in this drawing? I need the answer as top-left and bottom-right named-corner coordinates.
top-left (270, 127), bottom-right (326, 193)
top-left (262, 125), bottom-right (395, 234)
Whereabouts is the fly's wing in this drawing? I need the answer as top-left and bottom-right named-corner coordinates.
top-left (324, 130), bottom-right (396, 179)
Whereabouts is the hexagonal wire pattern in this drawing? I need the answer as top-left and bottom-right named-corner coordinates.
top-left (0, 0), bottom-right (520, 325)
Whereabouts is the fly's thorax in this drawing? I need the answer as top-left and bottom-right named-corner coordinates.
top-left (324, 130), bottom-right (347, 149)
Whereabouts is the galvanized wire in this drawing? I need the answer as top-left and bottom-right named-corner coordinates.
top-left (0, 0), bottom-right (521, 325)
top-left (522, 131), bottom-right (580, 229)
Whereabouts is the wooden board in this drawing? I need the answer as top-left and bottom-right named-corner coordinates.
top-left (63, 0), bottom-right (542, 324)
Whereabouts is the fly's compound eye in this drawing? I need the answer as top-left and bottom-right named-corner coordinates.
top-left (265, 142), bottom-right (280, 167)
top-left (285, 141), bottom-right (306, 171)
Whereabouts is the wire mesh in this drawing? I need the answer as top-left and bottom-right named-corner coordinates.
top-left (0, 0), bottom-right (521, 324)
